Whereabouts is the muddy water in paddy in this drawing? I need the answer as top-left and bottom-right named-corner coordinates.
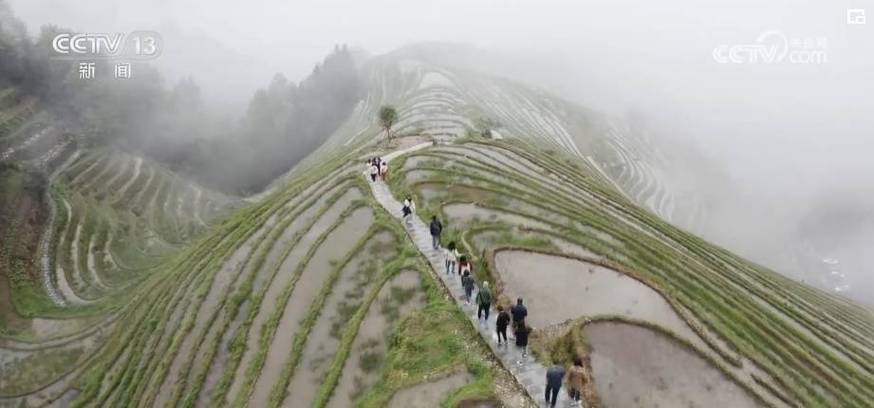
top-left (494, 251), bottom-right (698, 342)
top-left (283, 231), bottom-right (397, 406)
top-left (153, 205), bottom-right (277, 407)
top-left (27, 315), bottom-right (104, 339)
top-left (387, 371), bottom-right (473, 408)
top-left (416, 182), bottom-right (444, 202)
top-left (447, 201), bottom-right (618, 250)
top-left (431, 146), bottom-right (543, 185)
top-left (388, 135), bottom-right (430, 151)
top-left (443, 203), bottom-right (550, 231)
top-left (69, 224), bottom-right (87, 291)
top-left (433, 147), bottom-right (624, 243)
top-left (400, 155), bottom-right (435, 172)
top-left (53, 199), bottom-right (90, 305)
top-left (402, 169), bottom-right (438, 184)
top-left (248, 206), bottom-right (374, 407)
top-left (417, 183), bottom-right (496, 205)
top-left (225, 188), bottom-right (362, 404)
top-left (470, 229), bottom-right (602, 262)
top-left (584, 321), bottom-right (761, 408)
top-left (327, 270), bottom-right (426, 408)
top-left (446, 203), bottom-right (609, 262)
top-left (0, 331), bottom-right (102, 396)
top-left (0, 370), bottom-right (79, 408)
top-left (196, 181), bottom-right (350, 406)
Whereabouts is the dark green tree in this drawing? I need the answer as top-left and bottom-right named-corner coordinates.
top-left (378, 105), bottom-right (398, 142)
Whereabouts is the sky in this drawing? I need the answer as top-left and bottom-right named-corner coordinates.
top-left (6, 0), bottom-right (874, 302)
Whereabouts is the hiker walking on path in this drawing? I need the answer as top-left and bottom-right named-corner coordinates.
top-left (511, 298), bottom-right (528, 333)
top-left (366, 142), bottom-right (580, 408)
top-left (444, 242), bottom-right (460, 275)
top-left (461, 268), bottom-right (475, 304)
top-left (379, 158), bottom-right (388, 181)
top-left (515, 322), bottom-right (531, 362)
top-left (476, 281), bottom-right (492, 322)
top-left (401, 196), bottom-right (415, 224)
top-left (545, 362), bottom-right (566, 408)
top-left (458, 256), bottom-right (471, 277)
top-left (429, 216), bottom-right (443, 249)
top-left (567, 357), bottom-right (585, 405)
top-left (496, 306), bottom-right (510, 346)
top-left (368, 160), bottom-right (378, 182)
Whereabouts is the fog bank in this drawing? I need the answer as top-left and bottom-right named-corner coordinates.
top-left (8, 0), bottom-right (873, 303)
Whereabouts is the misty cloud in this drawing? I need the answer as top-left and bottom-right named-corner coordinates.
top-left (6, 0), bottom-right (872, 303)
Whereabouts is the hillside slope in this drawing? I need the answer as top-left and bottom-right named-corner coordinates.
top-left (1, 48), bottom-right (873, 408)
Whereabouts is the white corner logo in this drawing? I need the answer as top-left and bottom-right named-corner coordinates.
top-left (847, 9), bottom-right (866, 25)
top-left (712, 30), bottom-right (828, 65)
top-left (50, 31), bottom-right (162, 60)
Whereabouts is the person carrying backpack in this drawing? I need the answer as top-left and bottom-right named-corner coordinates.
top-left (461, 269), bottom-right (475, 304)
top-left (429, 216), bottom-right (443, 250)
top-left (496, 306), bottom-right (510, 346)
top-left (475, 281), bottom-right (492, 321)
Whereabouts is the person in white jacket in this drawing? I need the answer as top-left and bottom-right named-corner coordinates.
top-left (369, 161), bottom-right (379, 182)
top-left (379, 159), bottom-right (388, 181)
top-left (444, 241), bottom-right (460, 275)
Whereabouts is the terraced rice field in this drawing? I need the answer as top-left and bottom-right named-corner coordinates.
top-left (1, 130), bottom-right (523, 406)
top-left (3, 51), bottom-right (873, 408)
top-left (324, 55), bottom-right (692, 228)
top-left (386, 138), bottom-right (874, 407)
top-left (40, 149), bottom-right (239, 305)
top-left (0, 89), bottom-right (39, 142)
top-left (583, 321), bottom-right (759, 407)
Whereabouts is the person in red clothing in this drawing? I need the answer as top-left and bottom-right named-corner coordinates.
top-left (458, 255), bottom-right (471, 277)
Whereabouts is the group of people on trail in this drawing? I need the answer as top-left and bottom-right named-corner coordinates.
top-left (429, 217), bottom-right (534, 353)
top-left (367, 156), bottom-right (388, 182)
top-left (545, 358), bottom-right (586, 407)
top-left (413, 214), bottom-right (585, 407)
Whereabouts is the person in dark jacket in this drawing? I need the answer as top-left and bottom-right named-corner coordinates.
top-left (461, 269), bottom-right (475, 304)
top-left (514, 323), bottom-right (531, 365)
top-left (402, 196), bottom-right (414, 224)
top-left (475, 281), bottom-right (492, 321)
top-left (495, 306), bottom-right (510, 346)
top-left (511, 298), bottom-right (528, 333)
top-left (545, 362), bottom-right (566, 408)
top-left (429, 216), bottom-right (443, 249)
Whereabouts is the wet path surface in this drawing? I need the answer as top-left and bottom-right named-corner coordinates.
top-left (370, 142), bottom-right (578, 407)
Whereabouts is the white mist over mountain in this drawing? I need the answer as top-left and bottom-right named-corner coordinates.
top-left (8, 0), bottom-right (873, 303)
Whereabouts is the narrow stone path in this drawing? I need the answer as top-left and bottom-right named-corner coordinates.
top-left (371, 142), bottom-right (578, 407)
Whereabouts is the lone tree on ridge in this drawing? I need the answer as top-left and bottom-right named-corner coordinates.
top-left (378, 105), bottom-right (398, 143)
